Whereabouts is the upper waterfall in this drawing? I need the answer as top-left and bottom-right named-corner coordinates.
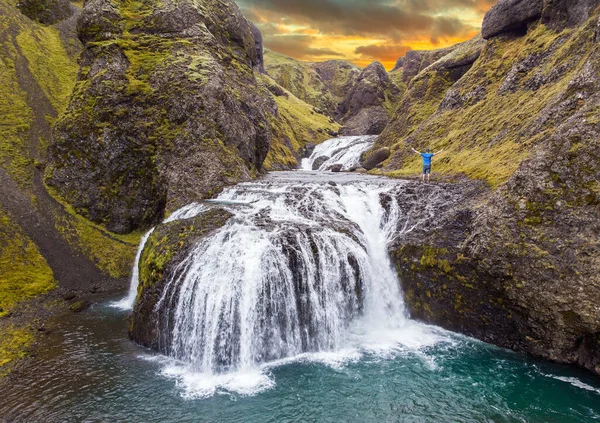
top-left (302, 136), bottom-right (376, 171)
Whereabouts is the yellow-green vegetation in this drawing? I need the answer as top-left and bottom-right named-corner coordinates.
top-left (15, 26), bottom-right (78, 112)
top-left (260, 75), bottom-right (340, 169)
top-left (264, 49), bottom-right (360, 114)
top-left (0, 326), bottom-right (33, 374)
top-left (0, 208), bottom-right (55, 317)
top-left (0, 0), bottom-right (78, 188)
top-left (47, 185), bottom-right (140, 278)
top-left (378, 22), bottom-right (591, 187)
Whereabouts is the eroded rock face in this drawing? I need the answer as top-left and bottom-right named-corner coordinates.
top-left (130, 208), bottom-right (234, 349)
top-left (361, 148), bottom-right (390, 170)
top-left (336, 61), bottom-right (401, 136)
top-left (542, 0), bottom-right (600, 30)
top-left (482, 0), bottom-right (543, 39)
top-left (47, 0), bottom-right (272, 233)
top-left (390, 46), bottom-right (459, 84)
top-left (391, 43), bottom-right (600, 376)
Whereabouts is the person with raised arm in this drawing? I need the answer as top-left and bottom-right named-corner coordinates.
top-left (410, 147), bottom-right (444, 183)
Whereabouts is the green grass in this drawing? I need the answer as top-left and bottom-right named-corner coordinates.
top-left (0, 208), bottom-right (55, 318)
top-left (260, 75), bottom-right (340, 169)
top-left (0, 326), bottom-right (33, 374)
top-left (46, 184), bottom-right (140, 278)
top-left (377, 22), bottom-right (591, 187)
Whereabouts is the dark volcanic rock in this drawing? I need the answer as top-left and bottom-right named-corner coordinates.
top-left (311, 156), bottom-right (329, 171)
top-left (482, 0), bottom-right (543, 39)
top-left (542, 0), bottom-right (600, 30)
top-left (249, 22), bottom-right (265, 72)
top-left (391, 46), bottom-right (459, 84)
top-left (361, 148), bottom-right (390, 170)
top-left (130, 208), bottom-right (233, 350)
top-left (47, 0), bottom-right (274, 234)
top-left (335, 61), bottom-right (401, 136)
top-left (17, 0), bottom-right (74, 25)
top-left (328, 164), bottom-right (343, 172)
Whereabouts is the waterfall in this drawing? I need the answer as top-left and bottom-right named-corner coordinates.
top-left (301, 136), bottom-right (377, 171)
top-left (151, 172), bottom-right (430, 380)
top-left (112, 203), bottom-right (206, 310)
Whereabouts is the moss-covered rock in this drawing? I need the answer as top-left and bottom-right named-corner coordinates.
top-left (130, 207), bottom-right (233, 349)
top-left (17, 0), bottom-right (74, 25)
top-left (46, 0), bottom-right (274, 234)
top-left (335, 61), bottom-right (402, 135)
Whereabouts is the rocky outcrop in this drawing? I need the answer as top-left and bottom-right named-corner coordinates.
top-left (482, 0), bottom-right (599, 39)
top-left (249, 22), bottom-right (265, 73)
top-left (263, 49), bottom-right (360, 116)
top-left (482, 0), bottom-right (543, 39)
top-left (377, 1), bottom-right (600, 376)
top-left (17, 0), bottom-right (75, 25)
top-left (47, 0), bottom-right (274, 234)
top-left (130, 208), bottom-right (233, 350)
top-left (336, 61), bottom-right (401, 136)
top-left (390, 45), bottom-right (459, 85)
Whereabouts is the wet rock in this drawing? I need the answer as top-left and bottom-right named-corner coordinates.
top-left (328, 164), bottom-right (343, 172)
top-left (312, 156), bottom-right (329, 171)
top-left (70, 300), bottom-right (91, 313)
top-left (361, 148), bottom-right (391, 171)
top-left (130, 208), bottom-right (234, 350)
top-left (482, 0), bottom-right (543, 39)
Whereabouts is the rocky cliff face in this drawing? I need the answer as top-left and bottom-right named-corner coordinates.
top-left (380, 0), bottom-right (600, 376)
top-left (46, 0), bottom-right (275, 234)
top-left (335, 61), bottom-right (402, 136)
top-left (263, 49), bottom-right (360, 116)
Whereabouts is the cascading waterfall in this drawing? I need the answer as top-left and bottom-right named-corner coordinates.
top-left (150, 172), bottom-right (439, 387)
top-left (302, 135), bottom-right (376, 171)
top-left (112, 202), bottom-right (206, 311)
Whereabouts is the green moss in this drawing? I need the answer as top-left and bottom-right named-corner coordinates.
top-left (378, 22), bottom-right (591, 188)
top-left (46, 184), bottom-right (140, 278)
top-left (0, 207), bottom-right (55, 318)
top-left (15, 25), bottom-right (78, 113)
top-left (260, 74), bottom-right (340, 169)
top-left (0, 325), bottom-right (33, 375)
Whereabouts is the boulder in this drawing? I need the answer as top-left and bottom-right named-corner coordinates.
top-left (311, 156), bottom-right (329, 171)
top-left (482, 0), bottom-right (543, 39)
top-left (361, 148), bottom-right (391, 170)
top-left (328, 164), bottom-right (343, 172)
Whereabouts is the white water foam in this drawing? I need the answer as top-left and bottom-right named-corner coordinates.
top-left (143, 172), bottom-right (454, 399)
top-left (301, 135), bottom-right (376, 171)
top-left (545, 375), bottom-right (600, 395)
top-left (111, 203), bottom-right (206, 311)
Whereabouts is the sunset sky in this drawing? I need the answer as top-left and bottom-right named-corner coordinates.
top-left (237, 0), bottom-right (496, 69)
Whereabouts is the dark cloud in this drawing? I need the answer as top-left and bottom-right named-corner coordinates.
top-left (355, 43), bottom-right (413, 62)
top-left (236, 0), bottom-right (493, 66)
top-left (265, 34), bottom-right (345, 58)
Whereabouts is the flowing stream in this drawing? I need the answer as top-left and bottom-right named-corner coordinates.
top-left (1, 138), bottom-right (600, 422)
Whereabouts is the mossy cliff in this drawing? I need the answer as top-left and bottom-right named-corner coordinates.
top-left (263, 49), bottom-right (360, 117)
top-left (264, 49), bottom-right (404, 136)
top-left (386, 0), bottom-right (600, 376)
top-left (45, 0), bottom-right (273, 235)
top-left (0, 0), bottom-right (140, 375)
top-left (130, 207), bottom-right (233, 349)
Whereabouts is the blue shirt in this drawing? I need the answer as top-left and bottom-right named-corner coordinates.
top-left (421, 153), bottom-right (434, 166)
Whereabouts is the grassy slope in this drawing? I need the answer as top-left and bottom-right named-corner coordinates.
top-left (0, 0), bottom-right (138, 373)
top-left (261, 74), bottom-right (340, 169)
top-left (264, 49), bottom-right (359, 115)
top-left (376, 22), bottom-right (593, 187)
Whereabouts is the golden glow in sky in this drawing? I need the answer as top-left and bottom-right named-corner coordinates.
top-left (237, 0), bottom-right (496, 69)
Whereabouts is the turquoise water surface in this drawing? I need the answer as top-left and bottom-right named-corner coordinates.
top-left (1, 302), bottom-right (599, 423)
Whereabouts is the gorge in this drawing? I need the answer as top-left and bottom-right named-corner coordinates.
top-left (0, 0), bottom-right (599, 420)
